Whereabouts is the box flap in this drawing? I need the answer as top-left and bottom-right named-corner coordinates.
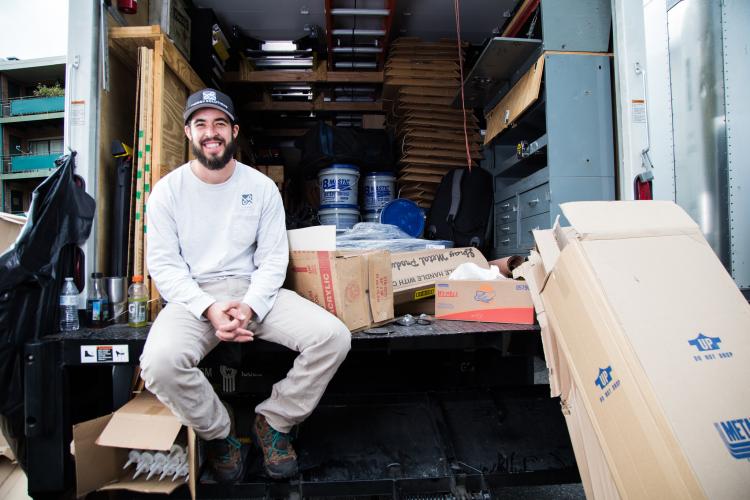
top-left (96, 392), bottom-right (182, 451)
top-left (98, 474), bottom-right (186, 495)
top-left (560, 201), bottom-right (700, 239)
top-left (287, 226), bottom-right (336, 251)
top-left (73, 414), bottom-right (122, 497)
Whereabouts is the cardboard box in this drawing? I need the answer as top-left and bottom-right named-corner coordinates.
top-left (434, 279), bottom-right (534, 324)
top-left (288, 250), bottom-right (393, 331)
top-left (72, 392), bottom-right (197, 499)
top-left (265, 165), bottom-right (284, 184)
top-left (391, 247), bottom-right (488, 304)
top-left (524, 201), bottom-right (750, 499)
top-left (0, 212), bottom-right (26, 252)
top-left (362, 114), bottom-right (385, 129)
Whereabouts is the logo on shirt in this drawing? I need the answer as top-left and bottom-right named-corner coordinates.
top-left (241, 193), bottom-right (253, 206)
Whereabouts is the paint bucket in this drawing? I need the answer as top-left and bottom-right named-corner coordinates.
top-left (363, 172), bottom-right (396, 213)
top-left (379, 198), bottom-right (426, 237)
top-left (318, 164), bottom-right (359, 206)
top-left (318, 204), bottom-right (360, 231)
top-left (362, 210), bottom-right (380, 223)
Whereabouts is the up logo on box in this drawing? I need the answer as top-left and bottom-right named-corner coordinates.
top-left (595, 365), bottom-right (621, 404)
top-left (714, 417), bottom-right (750, 461)
top-left (688, 333), bottom-right (734, 362)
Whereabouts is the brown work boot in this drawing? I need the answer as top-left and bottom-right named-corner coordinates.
top-left (252, 414), bottom-right (299, 479)
top-left (205, 434), bottom-right (243, 483)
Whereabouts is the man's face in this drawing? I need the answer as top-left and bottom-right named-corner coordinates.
top-left (184, 107), bottom-right (239, 170)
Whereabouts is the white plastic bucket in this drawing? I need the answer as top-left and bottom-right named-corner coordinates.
top-left (318, 164), bottom-right (360, 206)
top-left (362, 210), bottom-right (380, 223)
top-left (363, 172), bottom-right (396, 212)
top-left (318, 204), bottom-right (360, 231)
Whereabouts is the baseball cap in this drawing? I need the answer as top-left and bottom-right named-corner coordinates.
top-left (183, 88), bottom-right (236, 123)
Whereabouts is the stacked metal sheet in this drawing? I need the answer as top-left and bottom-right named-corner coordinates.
top-left (384, 38), bottom-right (482, 208)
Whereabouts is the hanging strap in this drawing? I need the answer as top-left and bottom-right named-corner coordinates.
top-left (447, 169), bottom-right (464, 223)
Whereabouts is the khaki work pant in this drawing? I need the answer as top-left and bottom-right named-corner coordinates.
top-left (140, 278), bottom-right (351, 439)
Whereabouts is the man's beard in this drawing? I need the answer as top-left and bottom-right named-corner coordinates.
top-left (191, 135), bottom-right (237, 170)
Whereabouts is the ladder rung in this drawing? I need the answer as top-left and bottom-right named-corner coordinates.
top-left (332, 29), bottom-right (386, 36)
top-left (331, 8), bottom-right (390, 16)
top-left (333, 46), bottom-right (383, 53)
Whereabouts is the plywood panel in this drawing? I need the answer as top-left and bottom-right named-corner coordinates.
top-left (156, 68), bottom-right (188, 180)
top-left (97, 55), bottom-right (137, 275)
top-left (484, 54), bottom-right (545, 144)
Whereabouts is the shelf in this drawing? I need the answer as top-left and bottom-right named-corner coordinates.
top-left (487, 92), bottom-right (547, 145)
top-left (453, 37), bottom-right (542, 109)
top-left (0, 168), bottom-right (56, 180)
top-left (496, 134), bottom-right (548, 177)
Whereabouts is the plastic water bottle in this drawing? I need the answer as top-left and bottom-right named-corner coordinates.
top-left (128, 275), bottom-right (148, 327)
top-left (86, 272), bottom-right (110, 327)
top-left (60, 277), bottom-right (80, 332)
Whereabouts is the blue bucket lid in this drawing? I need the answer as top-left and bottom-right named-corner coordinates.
top-left (319, 204), bottom-right (359, 210)
top-left (379, 198), bottom-right (425, 237)
top-left (328, 164), bottom-right (359, 171)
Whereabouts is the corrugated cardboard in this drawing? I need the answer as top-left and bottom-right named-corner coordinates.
top-left (530, 201), bottom-right (750, 499)
top-left (0, 212), bottom-right (26, 252)
top-left (288, 250), bottom-right (393, 331)
top-left (434, 279), bottom-right (534, 324)
top-left (362, 114), bottom-right (385, 129)
top-left (391, 247), bottom-right (488, 304)
top-left (72, 392), bottom-right (197, 499)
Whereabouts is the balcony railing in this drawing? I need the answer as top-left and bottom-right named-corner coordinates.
top-left (1, 96), bottom-right (65, 117)
top-left (2, 153), bottom-right (62, 173)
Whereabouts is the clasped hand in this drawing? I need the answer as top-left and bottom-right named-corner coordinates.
top-left (205, 301), bottom-right (255, 343)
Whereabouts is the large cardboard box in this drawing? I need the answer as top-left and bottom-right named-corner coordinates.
top-left (522, 201), bottom-right (750, 499)
top-left (391, 247), bottom-right (488, 304)
top-left (288, 250), bottom-right (393, 331)
top-left (434, 279), bottom-right (534, 324)
top-left (0, 212), bottom-right (26, 252)
top-left (72, 392), bottom-right (197, 499)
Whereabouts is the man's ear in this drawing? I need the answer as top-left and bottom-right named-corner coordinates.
top-left (232, 124), bottom-right (239, 139)
top-left (184, 124), bottom-right (192, 140)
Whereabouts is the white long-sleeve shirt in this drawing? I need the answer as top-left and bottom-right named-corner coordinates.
top-left (146, 161), bottom-right (288, 321)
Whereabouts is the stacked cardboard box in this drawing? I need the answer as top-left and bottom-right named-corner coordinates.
top-left (253, 165), bottom-right (284, 193)
top-left (515, 201), bottom-right (750, 499)
top-left (384, 38), bottom-right (482, 208)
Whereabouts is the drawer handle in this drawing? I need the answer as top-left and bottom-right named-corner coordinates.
top-left (500, 202), bottom-right (510, 209)
top-left (528, 198), bottom-right (540, 206)
top-left (501, 214), bottom-right (511, 221)
top-left (501, 226), bottom-right (511, 232)
top-left (501, 238), bottom-right (510, 245)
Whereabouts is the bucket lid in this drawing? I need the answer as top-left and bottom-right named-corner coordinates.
top-left (379, 198), bottom-right (425, 237)
top-left (320, 164), bottom-right (359, 174)
top-left (365, 171), bottom-right (396, 178)
top-left (320, 203), bottom-right (359, 211)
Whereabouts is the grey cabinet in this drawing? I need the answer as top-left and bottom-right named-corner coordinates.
top-left (483, 53), bottom-right (616, 258)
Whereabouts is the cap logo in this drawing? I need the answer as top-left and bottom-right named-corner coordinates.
top-left (202, 90), bottom-right (217, 102)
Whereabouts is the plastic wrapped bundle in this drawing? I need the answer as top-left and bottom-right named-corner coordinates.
top-left (335, 222), bottom-right (453, 252)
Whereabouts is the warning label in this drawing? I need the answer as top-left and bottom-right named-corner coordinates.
top-left (631, 99), bottom-right (647, 123)
top-left (80, 345), bottom-right (129, 363)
